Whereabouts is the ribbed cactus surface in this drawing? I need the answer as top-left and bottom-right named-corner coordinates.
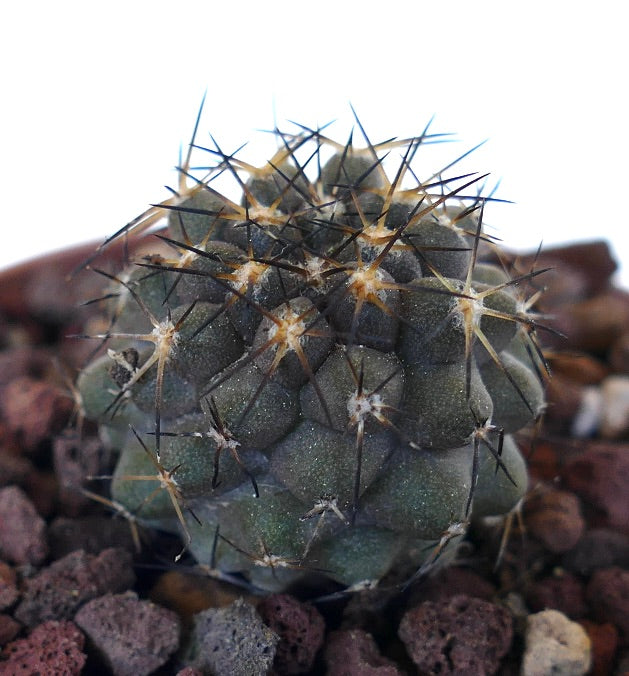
top-left (77, 115), bottom-right (546, 591)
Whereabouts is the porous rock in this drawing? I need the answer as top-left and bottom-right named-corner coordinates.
top-left (521, 609), bottom-right (591, 676)
top-left (0, 620), bottom-right (86, 675)
top-left (257, 593), bottom-right (325, 674)
top-left (0, 376), bottom-right (72, 452)
top-left (398, 593), bottom-right (512, 675)
top-left (586, 567), bottom-right (629, 644)
top-left (524, 487), bottom-right (585, 553)
top-left (324, 628), bottom-right (402, 676)
top-left (184, 597), bottom-right (278, 676)
top-left (14, 547), bottom-right (135, 627)
top-left (0, 485), bottom-right (48, 565)
top-left (75, 590), bottom-right (180, 676)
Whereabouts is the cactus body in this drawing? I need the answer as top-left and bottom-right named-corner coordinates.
top-left (77, 116), bottom-right (545, 591)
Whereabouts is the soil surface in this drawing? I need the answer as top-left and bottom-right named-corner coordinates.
top-left (0, 239), bottom-right (628, 675)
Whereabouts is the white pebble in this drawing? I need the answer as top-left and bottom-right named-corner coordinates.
top-left (521, 609), bottom-right (591, 676)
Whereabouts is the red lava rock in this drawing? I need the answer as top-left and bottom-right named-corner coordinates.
top-left (550, 289), bottom-right (629, 354)
top-left (525, 571), bottom-right (587, 619)
top-left (549, 352), bottom-right (609, 386)
top-left (14, 547), bottom-right (135, 627)
top-left (0, 614), bottom-right (21, 646)
top-left (527, 441), bottom-right (563, 482)
top-left (257, 593), bottom-right (325, 674)
top-left (398, 594), bottom-right (513, 675)
top-left (562, 442), bottom-right (629, 532)
top-left (75, 590), bottom-right (180, 676)
top-left (175, 669), bottom-right (203, 676)
top-left (579, 620), bottom-right (618, 676)
top-left (0, 452), bottom-right (32, 488)
top-left (610, 331), bottom-right (629, 374)
top-left (0, 485), bottom-right (48, 565)
top-left (0, 561), bottom-right (18, 611)
top-left (562, 528), bottom-right (629, 576)
top-left (543, 373), bottom-right (584, 433)
top-left (324, 628), bottom-right (402, 676)
top-left (516, 240), bottom-right (617, 304)
top-left (0, 620), bottom-right (86, 675)
top-left (524, 487), bottom-right (585, 553)
top-left (586, 567), bottom-right (629, 645)
top-left (0, 376), bottom-right (73, 452)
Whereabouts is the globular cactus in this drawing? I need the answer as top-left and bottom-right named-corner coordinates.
top-left (76, 112), bottom-right (547, 592)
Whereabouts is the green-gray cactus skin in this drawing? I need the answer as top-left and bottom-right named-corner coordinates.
top-left (76, 117), bottom-right (546, 592)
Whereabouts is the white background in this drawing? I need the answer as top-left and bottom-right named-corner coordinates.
top-left (1, 2), bottom-right (628, 286)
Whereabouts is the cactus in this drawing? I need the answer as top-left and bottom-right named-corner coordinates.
top-left (76, 110), bottom-right (547, 592)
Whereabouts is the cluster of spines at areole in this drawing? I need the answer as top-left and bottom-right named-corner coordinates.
top-left (74, 102), bottom-right (551, 593)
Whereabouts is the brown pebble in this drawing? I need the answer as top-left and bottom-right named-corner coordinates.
top-left (325, 628), bottom-right (402, 676)
top-left (549, 352), bottom-right (609, 385)
top-left (75, 590), bottom-right (180, 676)
top-left (562, 528), bottom-right (629, 576)
top-left (398, 594), bottom-right (513, 675)
top-left (586, 567), bottom-right (629, 645)
top-left (610, 331), bottom-right (629, 374)
top-left (23, 468), bottom-right (58, 518)
top-left (0, 614), bottom-right (21, 646)
top-left (557, 289), bottom-right (629, 353)
top-left (0, 561), bottom-right (18, 611)
top-left (14, 547), bottom-right (135, 627)
top-left (524, 487), bottom-right (585, 553)
top-left (0, 485), bottom-right (48, 565)
top-left (0, 452), bottom-right (32, 488)
top-left (563, 442), bottom-right (629, 532)
top-left (543, 373), bottom-right (584, 432)
top-left (516, 240), bottom-right (617, 304)
top-left (525, 570), bottom-right (587, 618)
top-left (527, 441), bottom-right (562, 482)
top-left (0, 620), bottom-right (86, 674)
top-left (578, 620), bottom-right (618, 676)
top-left (0, 421), bottom-right (20, 456)
top-left (149, 570), bottom-right (250, 621)
top-left (0, 376), bottom-right (73, 452)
